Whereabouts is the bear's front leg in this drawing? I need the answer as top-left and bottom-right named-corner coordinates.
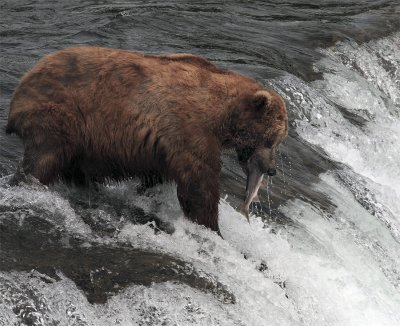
top-left (176, 164), bottom-right (220, 234)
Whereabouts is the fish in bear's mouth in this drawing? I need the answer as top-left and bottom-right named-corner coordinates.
top-left (239, 148), bottom-right (276, 221)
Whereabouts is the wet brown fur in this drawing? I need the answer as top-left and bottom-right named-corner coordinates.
top-left (6, 47), bottom-right (288, 233)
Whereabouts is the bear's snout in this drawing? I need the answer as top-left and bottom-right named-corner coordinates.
top-left (251, 148), bottom-right (276, 176)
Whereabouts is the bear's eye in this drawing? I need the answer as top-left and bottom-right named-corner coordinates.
top-left (264, 133), bottom-right (279, 148)
top-left (237, 129), bottom-right (253, 140)
top-left (264, 139), bottom-right (274, 148)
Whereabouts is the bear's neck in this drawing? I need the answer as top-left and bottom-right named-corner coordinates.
top-left (210, 101), bottom-right (247, 149)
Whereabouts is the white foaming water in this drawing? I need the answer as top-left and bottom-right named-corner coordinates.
top-left (0, 177), bottom-right (92, 236)
top-left (273, 32), bottom-right (400, 236)
top-left (268, 32), bottom-right (400, 324)
top-left (0, 179), bottom-right (298, 325)
top-left (314, 34), bottom-right (400, 190)
top-left (1, 182), bottom-right (399, 325)
top-left (2, 33), bottom-right (400, 325)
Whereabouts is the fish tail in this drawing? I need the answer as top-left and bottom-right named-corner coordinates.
top-left (239, 204), bottom-right (250, 223)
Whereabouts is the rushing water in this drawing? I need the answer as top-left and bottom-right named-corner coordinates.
top-left (1, 1), bottom-right (400, 325)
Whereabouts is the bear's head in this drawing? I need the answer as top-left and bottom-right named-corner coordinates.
top-left (232, 89), bottom-right (288, 173)
top-left (230, 89), bottom-right (288, 215)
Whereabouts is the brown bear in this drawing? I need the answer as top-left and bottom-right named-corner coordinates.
top-left (6, 47), bottom-right (288, 234)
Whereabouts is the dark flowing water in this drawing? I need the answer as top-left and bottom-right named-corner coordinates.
top-left (1, 1), bottom-right (400, 325)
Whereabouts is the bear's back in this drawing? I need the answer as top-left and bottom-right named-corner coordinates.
top-left (9, 47), bottom-right (240, 116)
top-left (7, 47), bottom-right (261, 145)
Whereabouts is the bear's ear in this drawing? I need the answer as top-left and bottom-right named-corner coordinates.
top-left (252, 92), bottom-right (269, 113)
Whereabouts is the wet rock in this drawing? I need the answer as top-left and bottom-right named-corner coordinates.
top-left (0, 205), bottom-right (235, 305)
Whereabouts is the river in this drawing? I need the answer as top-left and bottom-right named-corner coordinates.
top-left (1, 1), bottom-right (400, 325)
